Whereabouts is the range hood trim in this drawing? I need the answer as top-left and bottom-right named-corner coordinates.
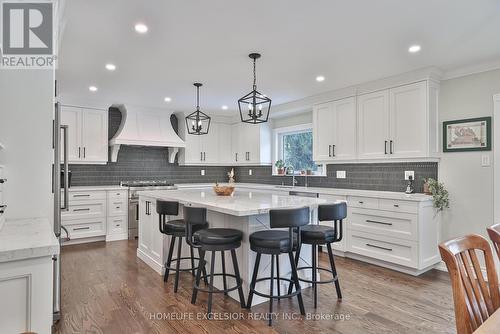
top-left (109, 104), bottom-right (185, 163)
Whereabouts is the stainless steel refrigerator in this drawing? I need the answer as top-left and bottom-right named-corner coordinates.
top-left (52, 102), bottom-right (69, 322)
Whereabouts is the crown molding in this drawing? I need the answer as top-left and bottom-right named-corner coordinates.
top-left (441, 59), bottom-right (500, 80)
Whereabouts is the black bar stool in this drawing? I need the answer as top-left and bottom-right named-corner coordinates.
top-left (247, 206), bottom-right (309, 326)
top-left (157, 200), bottom-right (208, 293)
top-left (185, 206), bottom-right (246, 318)
top-left (287, 202), bottom-right (347, 308)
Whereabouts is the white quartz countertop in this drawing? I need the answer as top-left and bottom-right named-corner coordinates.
top-left (0, 218), bottom-right (59, 263)
top-left (140, 188), bottom-right (328, 216)
top-left (68, 185), bottom-right (127, 191)
top-left (175, 183), bottom-right (433, 202)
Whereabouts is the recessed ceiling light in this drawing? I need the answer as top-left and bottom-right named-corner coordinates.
top-left (164, 97), bottom-right (172, 102)
top-left (134, 23), bottom-right (148, 34)
top-left (221, 105), bottom-right (228, 110)
top-left (408, 45), bottom-right (421, 53)
top-left (105, 63), bottom-right (116, 71)
top-left (89, 86), bottom-right (98, 92)
top-left (316, 75), bottom-right (325, 82)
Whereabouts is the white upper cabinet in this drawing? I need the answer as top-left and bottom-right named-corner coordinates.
top-left (314, 80), bottom-right (439, 163)
top-left (200, 122), bottom-right (219, 164)
top-left (218, 123), bottom-right (233, 164)
top-left (389, 81), bottom-right (428, 158)
top-left (313, 97), bottom-right (357, 162)
top-left (231, 122), bottom-right (272, 166)
top-left (60, 105), bottom-right (108, 164)
top-left (357, 90), bottom-right (390, 159)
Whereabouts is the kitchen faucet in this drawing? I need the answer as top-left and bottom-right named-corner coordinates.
top-left (288, 166), bottom-right (298, 187)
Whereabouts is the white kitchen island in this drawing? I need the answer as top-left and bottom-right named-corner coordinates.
top-left (137, 187), bottom-right (329, 306)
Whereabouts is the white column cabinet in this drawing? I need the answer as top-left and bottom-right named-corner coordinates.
top-left (357, 90), bottom-right (390, 159)
top-left (313, 97), bottom-right (357, 162)
top-left (60, 105), bottom-right (108, 164)
top-left (389, 81), bottom-right (428, 158)
top-left (180, 121), bottom-right (231, 165)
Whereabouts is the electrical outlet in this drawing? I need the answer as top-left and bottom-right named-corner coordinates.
top-left (336, 171), bottom-right (346, 179)
top-left (249, 169), bottom-right (253, 176)
top-left (404, 171), bottom-right (415, 180)
top-left (200, 169), bottom-right (205, 176)
top-left (481, 155), bottom-right (491, 167)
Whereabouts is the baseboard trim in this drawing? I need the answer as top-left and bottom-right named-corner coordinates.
top-left (136, 248), bottom-right (163, 275)
top-left (62, 235), bottom-right (106, 246)
top-left (105, 233), bottom-right (128, 242)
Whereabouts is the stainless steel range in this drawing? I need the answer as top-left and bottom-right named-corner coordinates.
top-left (120, 180), bottom-right (178, 239)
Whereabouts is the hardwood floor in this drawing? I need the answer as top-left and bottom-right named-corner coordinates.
top-left (53, 240), bottom-right (455, 334)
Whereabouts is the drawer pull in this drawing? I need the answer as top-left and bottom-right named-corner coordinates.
top-left (115, 224), bottom-right (121, 227)
top-left (73, 226), bottom-right (90, 231)
top-left (116, 206), bottom-right (121, 209)
top-left (366, 243), bottom-right (392, 252)
top-left (393, 204), bottom-right (400, 208)
top-left (366, 219), bottom-right (393, 226)
top-left (73, 208), bottom-right (90, 212)
top-left (0, 178), bottom-right (7, 183)
top-left (73, 194), bottom-right (90, 197)
top-left (358, 201), bottom-right (364, 204)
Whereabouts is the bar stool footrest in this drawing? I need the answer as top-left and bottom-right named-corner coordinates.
top-left (193, 273), bottom-right (242, 294)
top-left (250, 276), bottom-right (302, 299)
top-left (165, 256), bottom-right (204, 273)
top-left (296, 265), bottom-right (339, 284)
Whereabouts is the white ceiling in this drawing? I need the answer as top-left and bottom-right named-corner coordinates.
top-left (57, 0), bottom-right (500, 116)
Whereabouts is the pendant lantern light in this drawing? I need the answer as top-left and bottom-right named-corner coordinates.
top-left (185, 83), bottom-right (211, 135)
top-left (238, 53), bottom-right (271, 124)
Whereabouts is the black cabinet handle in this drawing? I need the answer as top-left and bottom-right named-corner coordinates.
top-left (78, 147), bottom-right (81, 158)
top-left (0, 204), bottom-right (6, 214)
top-left (0, 179), bottom-right (6, 184)
top-left (328, 145), bottom-right (331, 157)
top-left (384, 141), bottom-right (388, 154)
top-left (73, 208), bottom-right (90, 212)
top-left (366, 219), bottom-right (393, 226)
top-left (390, 140), bottom-right (393, 154)
top-left (83, 147), bottom-right (86, 158)
top-left (235, 153), bottom-right (238, 162)
top-left (358, 201), bottom-right (364, 204)
top-left (73, 226), bottom-right (90, 231)
top-left (332, 144), bottom-right (336, 157)
top-left (393, 204), bottom-right (399, 208)
top-left (366, 243), bottom-right (392, 252)
top-left (74, 194), bottom-right (90, 197)
top-left (135, 203), bottom-right (139, 221)
top-left (200, 152), bottom-right (203, 161)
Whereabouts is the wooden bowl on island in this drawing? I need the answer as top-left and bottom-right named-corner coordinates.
top-left (213, 183), bottom-right (235, 196)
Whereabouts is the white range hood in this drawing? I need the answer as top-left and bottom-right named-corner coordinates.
top-left (109, 105), bottom-right (185, 163)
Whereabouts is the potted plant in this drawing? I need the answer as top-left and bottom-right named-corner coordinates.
top-left (306, 168), bottom-right (312, 175)
top-left (423, 178), bottom-right (449, 212)
top-left (275, 160), bottom-right (285, 175)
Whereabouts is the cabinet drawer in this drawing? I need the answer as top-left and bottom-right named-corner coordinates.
top-left (348, 196), bottom-right (379, 210)
top-left (348, 230), bottom-right (417, 268)
top-left (108, 190), bottom-right (128, 201)
top-left (379, 199), bottom-right (418, 214)
top-left (107, 198), bottom-right (127, 216)
top-left (108, 215), bottom-right (127, 234)
top-left (319, 194), bottom-right (347, 202)
top-left (349, 209), bottom-right (417, 241)
top-left (67, 190), bottom-right (106, 201)
top-left (62, 200), bottom-right (106, 220)
top-left (64, 219), bottom-right (106, 239)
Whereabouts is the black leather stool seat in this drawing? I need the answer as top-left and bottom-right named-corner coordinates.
top-left (301, 225), bottom-right (336, 243)
top-left (163, 219), bottom-right (207, 234)
top-left (194, 228), bottom-right (242, 245)
top-left (249, 230), bottom-right (298, 253)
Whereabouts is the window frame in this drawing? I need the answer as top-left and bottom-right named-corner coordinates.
top-left (272, 123), bottom-right (326, 176)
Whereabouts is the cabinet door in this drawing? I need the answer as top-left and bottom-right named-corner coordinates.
top-left (244, 125), bottom-right (260, 164)
top-left (201, 122), bottom-right (219, 163)
top-left (138, 199), bottom-right (151, 255)
top-left (148, 201), bottom-right (163, 264)
top-left (389, 82), bottom-right (427, 158)
top-left (332, 97), bottom-right (357, 160)
top-left (81, 109), bottom-right (108, 163)
top-left (313, 103), bottom-right (336, 161)
top-left (218, 123), bottom-right (233, 164)
top-left (183, 132), bottom-right (202, 164)
top-left (60, 106), bottom-right (82, 163)
top-left (231, 123), bottom-right (243, 163)
top-left (357, 90), bottom-right (390, 159)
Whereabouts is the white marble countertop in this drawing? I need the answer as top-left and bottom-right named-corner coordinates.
top-left (140, 188), bottom-right (328, 216)
top-left (176, 182), bottom-right (433, 202)
top-left (0, 218), bottom-right (59, 263)
top-left (68, 185), bottom-right (127, 191)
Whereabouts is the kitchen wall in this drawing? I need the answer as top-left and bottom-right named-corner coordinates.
top-left (235, 162), bottom-right (437, 193)
top-left (439, 69), bottom-right (500, 241)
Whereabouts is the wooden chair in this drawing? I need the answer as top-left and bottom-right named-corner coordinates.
top-left (439, 234), bottom-right (500, 334)
top-left (487, 223), bottom-right (500, 261)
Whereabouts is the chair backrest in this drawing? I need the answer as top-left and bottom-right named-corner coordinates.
top-left (318, 202), bottom-right (347, 222)
top-left (156, 200), bottom-right (179, 216)
top-left (439, 234), bottom-right (500, 334)
top-left (269, 206), bottom-right (310, 228)
top-left (183, 206), bottom-right (207, 226)
top-left (486, 223), bottom-right (500, 261)
top-left (318, 202), bottom-right (347, 242)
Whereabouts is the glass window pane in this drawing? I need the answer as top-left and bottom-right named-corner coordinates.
top-left (282, 131), bottom-right (318, 172)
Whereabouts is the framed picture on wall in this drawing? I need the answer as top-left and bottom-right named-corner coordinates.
top-left (443, 117), bottom-right (492, 152)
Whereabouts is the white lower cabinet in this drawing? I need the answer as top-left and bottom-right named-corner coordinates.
top-left (137, 197), bottom-right (166, 272)
top-left (62, 189), bottom-right (128, 243)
